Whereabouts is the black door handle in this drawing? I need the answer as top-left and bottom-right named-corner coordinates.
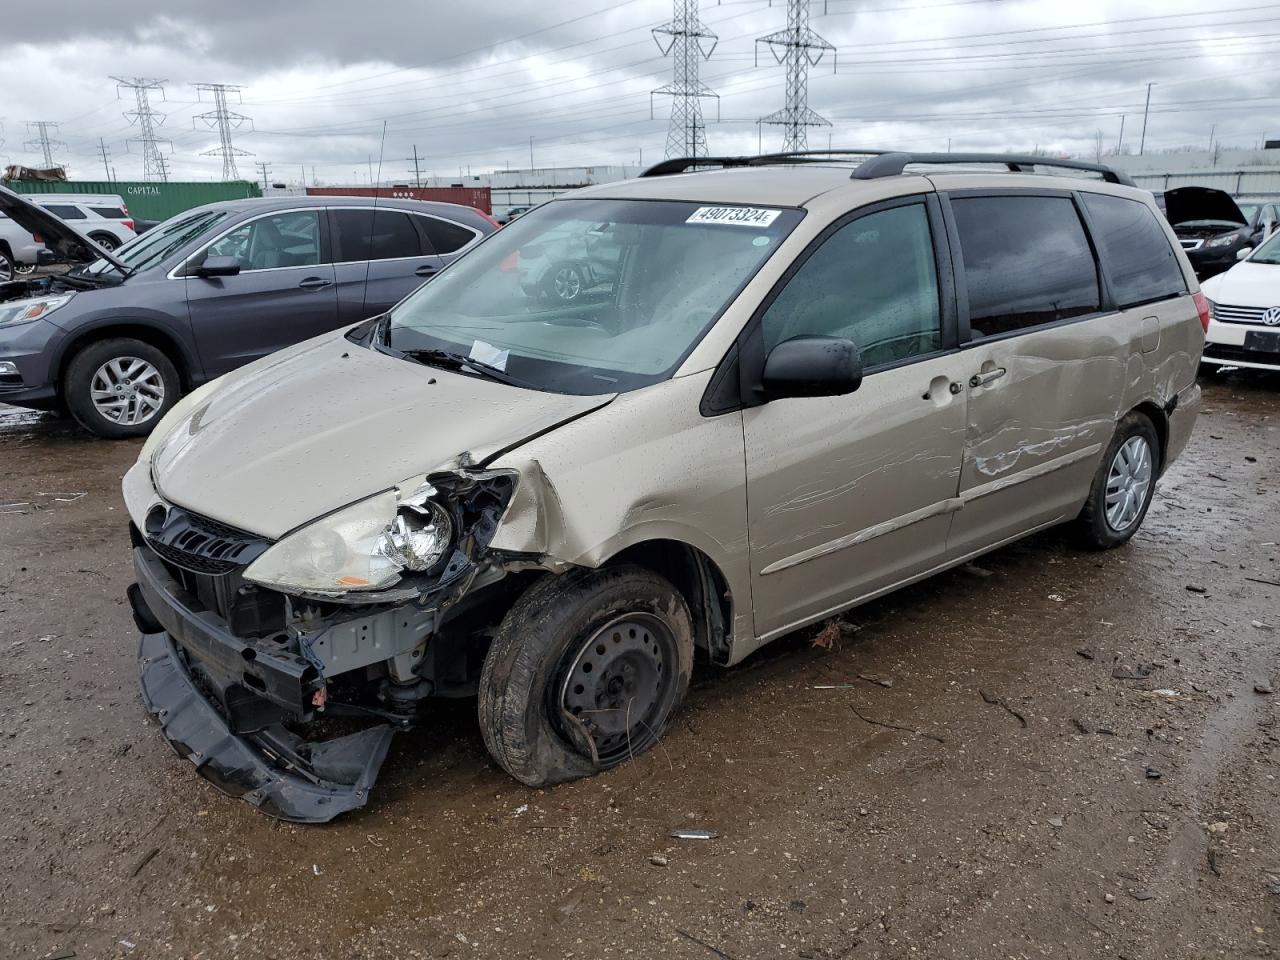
top-left (298, 277), bottom-right (333, 290)
top-left (415, 265), bottom-right (438, 278)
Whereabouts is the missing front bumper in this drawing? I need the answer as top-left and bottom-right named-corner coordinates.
top-left (137, 629), bottom-right (394, 823)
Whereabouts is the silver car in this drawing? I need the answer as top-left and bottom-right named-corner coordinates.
top-left (124, 151), bottom-right (1204, 822)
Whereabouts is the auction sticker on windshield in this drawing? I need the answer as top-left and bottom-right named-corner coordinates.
top-left (686, 206), bottom-right (782, 228)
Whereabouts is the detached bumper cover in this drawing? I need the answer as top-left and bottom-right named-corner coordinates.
top-left (138, 630), bottom-right (395, 823)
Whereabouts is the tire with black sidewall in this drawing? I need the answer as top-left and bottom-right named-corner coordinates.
top-left (89, 232), bottom-right (121, 252)
top-left (479, 564), bottom-right (694, 787)
top-left (1076, 411), bottom-right (1161, 549)
top-left (63, 337), bottom-right (180, 439)
top-left (0, 248), bottom-right (14, 283)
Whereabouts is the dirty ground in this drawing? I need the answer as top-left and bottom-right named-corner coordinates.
top-left (1, 372), bottom-right (1278, 960)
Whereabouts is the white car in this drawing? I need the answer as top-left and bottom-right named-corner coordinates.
top-left (1200, 230), bottom-right (1280, 372)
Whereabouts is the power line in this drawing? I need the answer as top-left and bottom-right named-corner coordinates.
top-left (113, 77), bottom-right (172, 182)
top-left (652, 0), bottom-right (719, 158)
top-left (756, 0), bottom-right (835, 152)
top-left (193, 83), bottom-right (254, 181)
top-left (25, 121), bottom-right (65, 168)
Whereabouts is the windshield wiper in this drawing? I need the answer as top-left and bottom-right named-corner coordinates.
top-left (400, 347), bottom-right (538, 390)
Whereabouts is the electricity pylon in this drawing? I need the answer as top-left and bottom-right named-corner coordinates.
top-left (112, 76), bottom-right (172, 181)
top-left (652, 0), bottom-right (718, 159)
top-left (756, 0), bottom-right (836, 152)
top-left (193, 83), bottom-right (253, 181)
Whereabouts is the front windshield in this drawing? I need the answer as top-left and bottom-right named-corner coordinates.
top-left (386, 198), bottom-right (803, 394)
top-left (83, 208), bottom-right (229, 276)
top-left (1248, 229), bottom-right (1280, 264)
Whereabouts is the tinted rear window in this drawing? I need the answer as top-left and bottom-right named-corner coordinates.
top-left (952, 195), bottom-right (1101, 338)
top-left (43, 204), bottom-right (86, 219)
top-left (331, 208), bottom-right (423, 261)
top-left (419, 215), bottom-right (476, 254)
top-left (90, 206), bottom-right (127, 219)
top-left (1080, 193), bottom-right (1187, 308)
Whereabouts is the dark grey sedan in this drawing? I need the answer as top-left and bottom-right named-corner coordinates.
top-left (0, 190), bottom-right (495, 437)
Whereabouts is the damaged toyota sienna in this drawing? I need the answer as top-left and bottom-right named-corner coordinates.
top-left (125, 152), bottom-right (1204, 822)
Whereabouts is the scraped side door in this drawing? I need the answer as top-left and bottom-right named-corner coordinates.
top-left (941, 191), bottom-right (1125, 558)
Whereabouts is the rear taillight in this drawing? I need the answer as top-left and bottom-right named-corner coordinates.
top-left (123, 220), bottom-right (134, 231)
top-left (478, 210), bottom-right (500, 228)
top-left (1193, 291), bottom-right (1211, 333)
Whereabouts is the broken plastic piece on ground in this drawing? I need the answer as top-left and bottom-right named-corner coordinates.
top-left (671, 829), bottom-right (719, 840)
top-left (137, 630), bottom-right (394, 823)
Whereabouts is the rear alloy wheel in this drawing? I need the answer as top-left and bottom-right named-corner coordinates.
top-left (1076, 412), bottom-right (1160, 548)
top-left (90, 233), bottom-right (121, 252)
top-left (479, 565), bottom-right (694, 787)
top-left (0, 249), bottom-right (14, 282)
top-left (64, 338), bottom-right (179, 439)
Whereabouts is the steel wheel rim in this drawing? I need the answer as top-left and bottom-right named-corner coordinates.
top-left (558, 612), bottom-right (675, 764)
top-left (1104, 435), bottom-right (1153, 532)
top-left (553, 266), bottom-right (581, 300)
top-left (90, 356), bottom-right (165, 426)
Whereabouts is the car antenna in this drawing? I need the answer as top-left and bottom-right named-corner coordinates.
top-left (369, 119), bottom-right (388, 267)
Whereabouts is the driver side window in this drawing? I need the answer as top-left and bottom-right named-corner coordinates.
top-left (207, 211), bottom-right (322, 272)
top-left (761, 203), bottom-right (942, 368)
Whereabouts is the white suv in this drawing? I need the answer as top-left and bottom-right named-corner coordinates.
top-left (0, 194), bottom-right (137, 280)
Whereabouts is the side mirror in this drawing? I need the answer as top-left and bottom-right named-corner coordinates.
top-left (1237, 247), bottom-right (1253, 261)
top-left (196, 255), bottom-right (241, 278)
top-left (762, 335), bottom-right (863, 400)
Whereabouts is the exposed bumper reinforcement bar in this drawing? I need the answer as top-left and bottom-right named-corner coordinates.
top-left (138, 629), bottom-right (395, 824)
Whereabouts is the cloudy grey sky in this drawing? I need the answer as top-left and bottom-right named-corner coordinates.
top-left (1, 0), bottom-right (1276, 184)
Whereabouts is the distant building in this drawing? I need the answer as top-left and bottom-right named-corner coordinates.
top-left (1106, 146), bottom-right (1280, 197)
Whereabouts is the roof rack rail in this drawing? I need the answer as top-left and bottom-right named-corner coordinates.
top-left (850, 152), bottom-right (1135, 186)
top-left (639, 149), bottom-right (890, 178)
top-left (641, 150), bottom-right (1136, 187)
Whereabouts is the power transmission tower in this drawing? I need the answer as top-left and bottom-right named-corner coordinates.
top-left (193, 83), bottom-right (253, 181)
top-left (255, 161), bottom-right (272, 192)
top-left (756, 0), bottom-right (836, 153)
top-left (407, 145), bottom-right (425, 187)
top-left (113, 77), bottom-right (172, 181)
top-left (98, 137), bottom-right (113, 181)
top-left (651, 0), bottom-right (718, 159)
top-left (25, 121), bottom-right (66, 168)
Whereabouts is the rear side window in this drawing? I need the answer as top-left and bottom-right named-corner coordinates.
top-left (43, 203), bottom-right (86, 220)
top-left (370, 210), bottom-right (423, 259)
top-left (1080, 193), bottom-right (1187, 308)
top-left (331, 208), bottom-right (423, 261)
top-left (418, 215), bottom-right (477, 255)
top-left (952, 195), bottom-right (1101, 338)
top-left (90, 206), bottom-right (127, 219)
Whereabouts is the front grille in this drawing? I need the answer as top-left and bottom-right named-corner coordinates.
top-left (1213, 303), bottom-right (1275, 326)
top-left (144, 506), bottom-right (270, 576)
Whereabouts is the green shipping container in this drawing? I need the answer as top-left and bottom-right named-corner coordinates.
top-left (2, 180), bottom-right (262, 222)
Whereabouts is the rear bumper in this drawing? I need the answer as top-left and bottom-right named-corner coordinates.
top-left (132, 546), bottom-right (396, 823)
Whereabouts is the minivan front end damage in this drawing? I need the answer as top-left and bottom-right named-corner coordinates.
top-left (128, 464), bottom-right (548, 822)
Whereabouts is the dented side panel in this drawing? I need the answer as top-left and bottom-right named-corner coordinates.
top-left (488, 372), bottom-right (756, 656)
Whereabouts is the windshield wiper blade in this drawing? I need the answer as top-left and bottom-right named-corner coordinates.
top-left (401, 347), bottom-right (537, 390)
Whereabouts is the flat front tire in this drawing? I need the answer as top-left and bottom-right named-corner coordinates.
top-left (63, 338), bottom-right (180, 439)
top-left (1076, 412), bottom-right (1160, 549)
top-left (479, 565), bottom-right (694, 787)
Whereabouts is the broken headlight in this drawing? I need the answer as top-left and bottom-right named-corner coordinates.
top-left (243, 480), bottom-right (453, 595)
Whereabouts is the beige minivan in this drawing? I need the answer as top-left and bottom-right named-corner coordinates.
top-left (124, 151), bottom-right (1205, 821)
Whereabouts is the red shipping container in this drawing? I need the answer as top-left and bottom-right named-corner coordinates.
top-left (305, 185), bottom-right (491, 215)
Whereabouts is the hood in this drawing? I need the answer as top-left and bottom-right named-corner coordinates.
top-left (1201, 260), bottom-right (1280, 306)
top-left (151, 331), bottom-right (613, 539)
top-left (1162, 187), bottom-right (1247, 227)
top-left (0, 184), bottom-right (131, 272)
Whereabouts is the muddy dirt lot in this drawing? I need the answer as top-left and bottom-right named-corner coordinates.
top-left (1, 374), bottom-right (1278, 960)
